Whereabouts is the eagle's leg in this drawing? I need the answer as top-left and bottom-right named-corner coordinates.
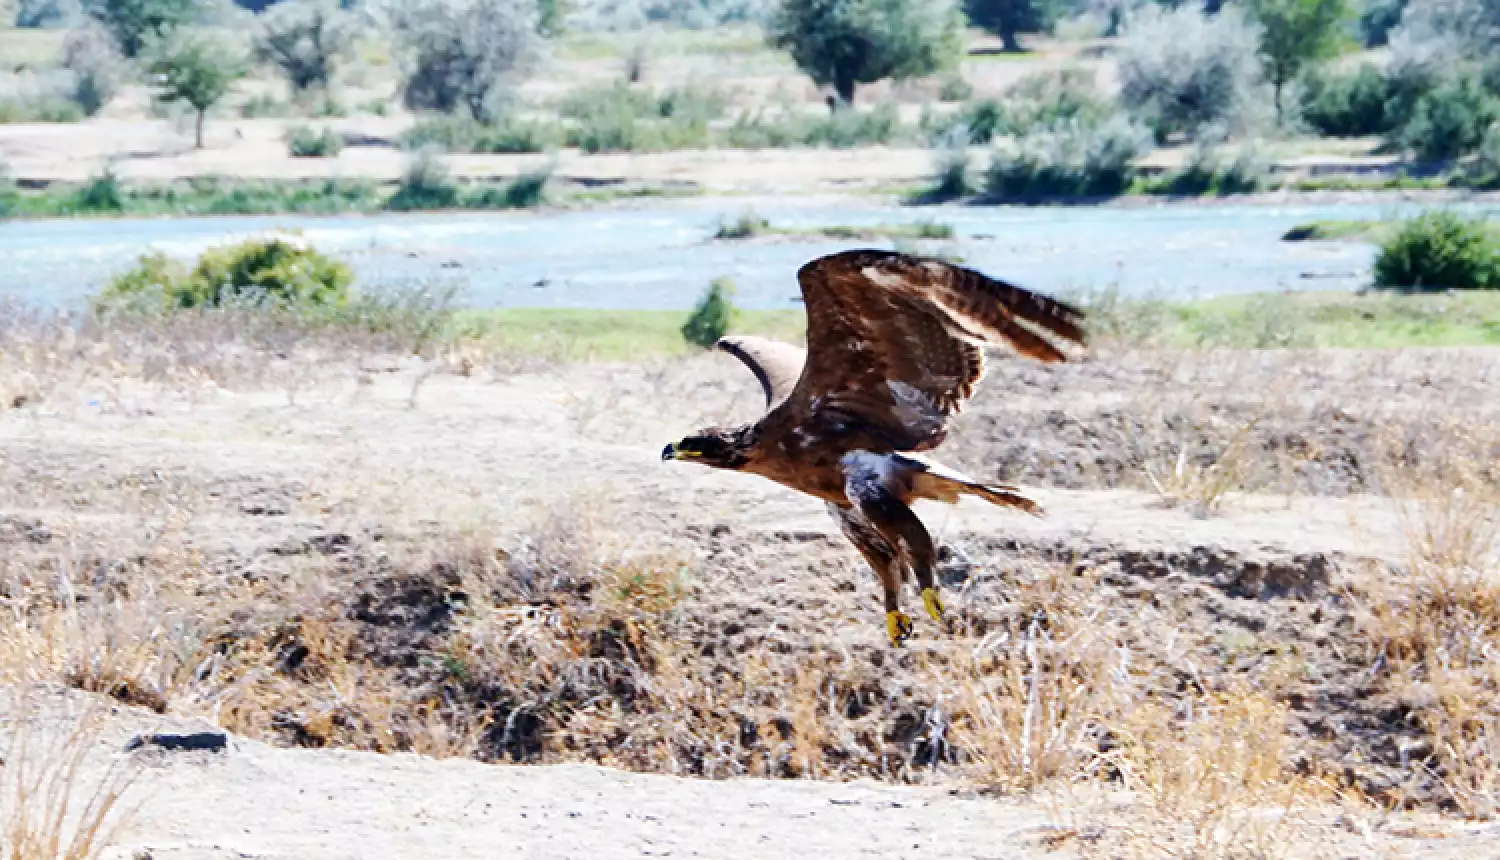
top-left (840, 452), bottom-right (946, 640)
top-left (827, 502), bottom-right (912, 646)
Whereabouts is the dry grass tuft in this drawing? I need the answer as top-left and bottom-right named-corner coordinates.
top-left (0, 689), bottom-right (138, 860)
top-left (1346, 424), bottom-right (1500, 819)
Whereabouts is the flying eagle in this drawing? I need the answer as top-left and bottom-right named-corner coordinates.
top-left (663, 250), bottom-right (1086, 646)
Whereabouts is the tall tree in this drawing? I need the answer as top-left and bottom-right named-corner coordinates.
top-left (769, 0), bottom-right (963, 105)
top-left (964, 0), bottom-right (1059, 53)
top-left (388, 0), bottom-right (540, 121)
top-left (1246, 0), bottom-right (1352, 124)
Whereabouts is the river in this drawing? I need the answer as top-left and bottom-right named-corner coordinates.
top-left (2, 197), bottom-right (1494, 309)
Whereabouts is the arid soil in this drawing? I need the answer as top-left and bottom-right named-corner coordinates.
top-left (2, 336), bottom-right (1499, 857)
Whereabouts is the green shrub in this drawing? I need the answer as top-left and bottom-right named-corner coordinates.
top-left (681, 278), bottom-right (737, 348)
top-left (1373, 212), bottom-right (1499, 290)
top-left (1298, 62), bottom-right (1391, 136)
top-left (465, 169), bottom-right (550, 209)
top-left (986, 115), bottom-right (1150, 200)
top-left (286, 125), bottom-right (344, 157)
top-left (387, 147), bottom-right (459, 211)
top-left (400, 115), bottom-right (560, 153)
top-left (73, 170), bottom-right (125, 212)
top-left (103, 251), bottom-right (186, 300)
top-left (714, 212), bottom-right (769, 239)
top-left (103, 237), bottom-right (354, 308)
top-left (1147, 145), bottom-right (1267, 196)
top-left (557, 84), bottom-right (723, 153)
top-left (1395, 74), bottom-right (1498, 163)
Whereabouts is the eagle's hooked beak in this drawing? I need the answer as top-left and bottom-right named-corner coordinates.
top-left (662, 442), bottom-right (702, 461)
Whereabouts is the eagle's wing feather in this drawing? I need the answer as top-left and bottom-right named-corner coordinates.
top-left (779, 249), bottom-right (1085, 451)
top-left (716, 335), bottom-right (806, 412)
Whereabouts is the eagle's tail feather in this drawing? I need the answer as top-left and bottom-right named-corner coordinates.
top-left (962, 481), bottom-right (1044, 516)
top-left (908, 459), bottom-right (1044, 516)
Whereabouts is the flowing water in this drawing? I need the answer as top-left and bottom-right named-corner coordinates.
top-left (2, 197), bottom-right (1495, 309)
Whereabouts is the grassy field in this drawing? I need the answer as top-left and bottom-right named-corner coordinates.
top-left (459, 290), bottom-right (1500, 360)
top-left (1172, 291), bottom-right (1500, 348)
top-left (458, 307), bottom-right (807, 361)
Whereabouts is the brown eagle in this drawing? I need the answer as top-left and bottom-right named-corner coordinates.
top-left (663, 250), bottom-right (1086, 646)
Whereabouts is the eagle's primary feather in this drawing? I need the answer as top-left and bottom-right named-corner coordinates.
top-left (667, 249), bottom-right (1086, 646)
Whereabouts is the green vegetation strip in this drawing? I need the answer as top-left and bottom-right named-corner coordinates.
top-left (455, 308), bottom-right (807, 362)
top-left (460, 291), bottom-right (1500, 361)
top-left (0, 175), bottom-right (705, 219)
top-left (1103, 290), bottom-right (1500, 349)
top-left (714, 214), bottom-right (954, 241)
top-left (1284, 218), bottom-right (1500, 244)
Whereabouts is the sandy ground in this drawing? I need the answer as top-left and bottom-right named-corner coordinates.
top-left (4, 344), bottom-right (1500, 858)
top-left (0, 114), bottom-right (1413, 192)
top-left (0, 684), bottom-right (1460, 860)
top-left (50, 692), bottom-right (1055, 860)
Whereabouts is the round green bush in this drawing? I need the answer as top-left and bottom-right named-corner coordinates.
top-left (1373, 212), bottom-right (1499, 291)
top-left (104, 237), bottom-right (354, 309)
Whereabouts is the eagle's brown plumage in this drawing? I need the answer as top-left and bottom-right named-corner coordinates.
top-left (665, 250), bottom-right (1086, 646)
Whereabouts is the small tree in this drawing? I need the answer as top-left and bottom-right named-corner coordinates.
top-left (254, 0), bottom-right (355, 94)
top-left (85, 0), bottom-right (196, 57)
top-left (769, 0), bottom-right (963, 105)
top-left (388, 0), bottom-right (541, 121)
top-left (964, 0), bottom-right (1058, 53)
top-left (1116, 4), bottom-right (1265, 140)
top-left (150, 31), bottom-right (246, 149)
top-left (1245, 0), bottom-right (1352, 125)
top-left (682, 278), bottom-right (737, 348)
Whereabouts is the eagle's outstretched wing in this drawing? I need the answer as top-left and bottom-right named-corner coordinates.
top-left (776, 249), bottom-right (1086, 452)
top-left (716, 335), bottom-right (806, 412)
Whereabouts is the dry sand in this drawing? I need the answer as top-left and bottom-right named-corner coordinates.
top-left (4, 346), bottom-right (1500, 858)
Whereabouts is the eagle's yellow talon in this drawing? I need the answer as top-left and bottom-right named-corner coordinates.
top-left (886, 610), bottom-right (914, 647)
top-left (921, 587), bottom-right (945, 623)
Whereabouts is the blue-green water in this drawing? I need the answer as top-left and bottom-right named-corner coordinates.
top-left (2, 198), bottom-right (1494, 309)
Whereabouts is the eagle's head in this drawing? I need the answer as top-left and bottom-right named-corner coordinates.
top-left (662, 425), bottom-right (754, 470)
